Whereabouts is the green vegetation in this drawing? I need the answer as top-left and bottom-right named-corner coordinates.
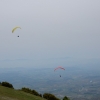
top-left (0, 85), bottom-right (45, 100)
top-left (43, 93), bottom-right (60, 100)
top-left (63, 96), bottom-right (70, 100)
top-left (1, 81), bottom-right (14, 89)
top-left (21, 87), bottom-right (42, 97)
top-left (20, 87), bottom-right (60, 100)
top-left (0, 81), bottom-right (70, 100)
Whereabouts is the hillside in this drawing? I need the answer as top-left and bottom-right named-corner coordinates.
top-left (0, 85), bottom-right (46, 100)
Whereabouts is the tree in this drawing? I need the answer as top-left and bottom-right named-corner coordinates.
top-left (63, 96), bottom-right (70, 100)
top-left (1, 81), bottom-right (14, 89)
top-left (31, 89), bottom-right (40, 96)
top-left (43, 93), bottom-right (60, 100)
top-left (21, 87), bottom-right (32, 93)
top-left (21, 87), bottom-right (42, 97)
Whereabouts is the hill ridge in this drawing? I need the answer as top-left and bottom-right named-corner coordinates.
top-left (0, 85), bottom-right (46, 100)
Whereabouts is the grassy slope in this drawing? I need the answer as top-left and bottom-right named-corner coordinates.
top-left (0, 86), bottom-right (46, 100)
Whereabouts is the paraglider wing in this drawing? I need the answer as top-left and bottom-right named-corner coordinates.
top-left (54, 66), bottom-right (65, 71)
top-left (12, 27), bottom-right (21, 33)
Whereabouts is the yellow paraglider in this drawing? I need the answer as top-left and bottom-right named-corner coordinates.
top-left (12, 27), bottom-right (21, 33)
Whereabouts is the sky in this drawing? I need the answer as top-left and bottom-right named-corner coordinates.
top-left (0, 0), bottom-right (100, 68)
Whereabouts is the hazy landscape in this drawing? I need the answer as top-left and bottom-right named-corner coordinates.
top-left (0, 1), bottom-right (100, 100)
top-left (0, 66), bottom-right (100, 100)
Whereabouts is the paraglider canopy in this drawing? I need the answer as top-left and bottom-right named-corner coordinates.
top-left (12, 26), bottom-right (21, 33)
top-left (54, 66), bottom-right (65, 71)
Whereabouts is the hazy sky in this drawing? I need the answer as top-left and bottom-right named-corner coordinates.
top-left (0, 0), bottom-right (100, 68)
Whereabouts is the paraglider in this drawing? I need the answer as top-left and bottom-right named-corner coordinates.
top-left (54, 66), bottom-right (65, 77)
top-left (12, 27), bottom-right (21, 33)
top-left (12, 26), bottom-right (21, 37)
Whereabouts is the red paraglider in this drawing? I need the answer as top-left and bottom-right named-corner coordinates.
top-left (54, 66), bottom-right (65, 71)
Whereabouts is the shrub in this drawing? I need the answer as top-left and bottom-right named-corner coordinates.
top-left (31, 89), bottom-right (40, 96)
top-left (1, 81), bottom-right (14, 89)
top-left (21, 87), bottom-right (32, 93)
top-left (63, 96), bottom-right (70, 100)
top-left (21, 87), bottom-right (42, 97)
top-left (43, 93), bottom-right (60, 100)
